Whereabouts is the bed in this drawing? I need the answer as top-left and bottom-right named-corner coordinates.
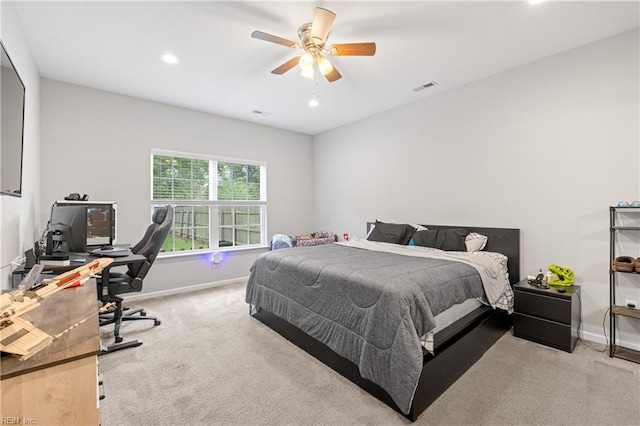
top-left (246, 223), bottom-right (520, 421)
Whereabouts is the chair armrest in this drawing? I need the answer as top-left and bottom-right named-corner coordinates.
top-left (128, 259), bottom-right (152, 291)
top-left (98, 254), bottom-right (148, 298)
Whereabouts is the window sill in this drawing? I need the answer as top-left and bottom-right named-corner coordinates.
top-left (157, 244), bottom-right (270, 260)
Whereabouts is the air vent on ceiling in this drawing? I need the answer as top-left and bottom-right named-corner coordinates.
top-left (252, 110), bottom-right (272, 116)
top-left (413, 81), bottom-right (438, 92)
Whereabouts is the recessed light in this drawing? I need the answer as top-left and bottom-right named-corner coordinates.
top-left (309, 99), bottom-right (319, 107)
top-left (161, 52), bottom-right (179, 64)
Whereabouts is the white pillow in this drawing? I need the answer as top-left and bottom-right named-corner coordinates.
top-left (465, 232), bottom-right (488, 252)
top-left (410, 223), bottom-right (429, 231)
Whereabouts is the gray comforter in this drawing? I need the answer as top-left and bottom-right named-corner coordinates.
top-left (245, 243), bottom-right (489, 414)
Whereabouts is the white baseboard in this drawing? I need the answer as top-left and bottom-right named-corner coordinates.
top-left (122, 276), bottom-right (249, 302)
top-left (579, 329), bottom-right (608, 346)
top-left (579, 329), bottom-right (640, 352)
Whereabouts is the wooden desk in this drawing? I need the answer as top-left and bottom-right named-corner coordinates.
top-left (0, 280), bottom-right (101, 425)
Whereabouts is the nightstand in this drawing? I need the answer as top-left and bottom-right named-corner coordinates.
top-left (512, 280), bottom-right (581, 353)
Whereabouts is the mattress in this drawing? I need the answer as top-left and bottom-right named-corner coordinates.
top-left (420, 297), bottom-right (483, 353)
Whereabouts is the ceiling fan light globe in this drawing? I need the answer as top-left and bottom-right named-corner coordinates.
top-left (317, 56), bottom-right (333, 76)
top-left (299, 52), bottom-right (314, 70)
top-left (300, 67), bottom-right (315, 79)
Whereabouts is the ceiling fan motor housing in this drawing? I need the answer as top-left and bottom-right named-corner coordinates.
top-left (298, 24), bottom-right (324, 51)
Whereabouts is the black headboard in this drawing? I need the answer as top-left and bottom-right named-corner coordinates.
top-left (366, 222), bottom-right (521, 285)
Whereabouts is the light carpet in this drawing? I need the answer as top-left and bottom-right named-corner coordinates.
top-left (99, 281), bottom-right (640, 425)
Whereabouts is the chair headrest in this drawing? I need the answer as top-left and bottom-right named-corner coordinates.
top-left (153, 205), bottom-right (172, 225)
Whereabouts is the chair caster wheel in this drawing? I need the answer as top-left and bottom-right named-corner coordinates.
top-left (140, 311), bottom-right (147, 317)
top-left (154, 320), bottom-right (161, 326)
top-left (115, 336), bottom-right (123, 343)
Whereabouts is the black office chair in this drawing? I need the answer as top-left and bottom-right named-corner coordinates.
top-left (98, 205), bottom-right (173, 353)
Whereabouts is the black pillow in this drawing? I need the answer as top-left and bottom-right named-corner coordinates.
top-left (367, 221), bottom-right (415, 245)
top-left (412, 228), bottom-right (469, 251)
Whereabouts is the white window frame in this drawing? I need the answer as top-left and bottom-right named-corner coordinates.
top-left (151, 149), bottom-right (268, 257)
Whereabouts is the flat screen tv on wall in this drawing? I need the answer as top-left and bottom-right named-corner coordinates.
top-left (0, 39), bottom-right (26, 197)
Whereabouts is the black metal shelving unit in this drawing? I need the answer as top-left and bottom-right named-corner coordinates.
top-left (609, 206), bottom-right (640, 364)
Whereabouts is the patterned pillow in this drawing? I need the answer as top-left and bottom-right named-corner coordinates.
top-left (465, 233), bottom-right (488, 252)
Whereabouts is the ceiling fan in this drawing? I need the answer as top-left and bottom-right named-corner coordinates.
top-left (251, 7), bottom-right (376, 83)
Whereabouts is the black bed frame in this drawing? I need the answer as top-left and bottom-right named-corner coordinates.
top-left (251, 224), bottom-right (520, 421)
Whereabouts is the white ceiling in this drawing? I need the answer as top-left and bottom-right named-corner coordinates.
top-left (11, 1), bottom-right (640, 136)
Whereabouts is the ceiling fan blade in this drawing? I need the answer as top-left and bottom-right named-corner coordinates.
top-left (310, 7), bottom-right (336, 44)
top-left (324, 65), bottom-right (342, 83)
top-left (328, 42), bottom-right (377, 56)
top-left (271, 57), bottom-right (301, 75)
top-left (251, 30), bottom-right (299, 48)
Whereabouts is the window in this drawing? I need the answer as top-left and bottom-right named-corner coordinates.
top-left (151, 150), bottom-right (267, 254)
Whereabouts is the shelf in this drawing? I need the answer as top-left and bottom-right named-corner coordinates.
top-left (611, 268), bottom-right (640, 275)
top-left (611, 345), bottom-right (640, 364)
top-left (612, 305), bottom-right (640, 319)
top-left (610, 207), bottom-right (640, 211)
top-left (609, 207), bottom-right (640, 364)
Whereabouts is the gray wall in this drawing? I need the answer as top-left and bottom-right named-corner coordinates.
top-left (312, 29), bottom-right (640, 347)
top-left (40, 80), bottom-right (313, 293)
top-left (0, 3), bottom-right (41, 290)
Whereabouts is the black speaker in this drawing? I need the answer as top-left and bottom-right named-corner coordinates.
top-left (25, 248), bottom-right (36, 269)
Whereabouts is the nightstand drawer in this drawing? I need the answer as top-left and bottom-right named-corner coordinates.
top-left (514, 290), bottom-right (572, 324)
top-left (513, 313), bottom-right (577, 352)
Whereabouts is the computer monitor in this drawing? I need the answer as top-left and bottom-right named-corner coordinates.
top-left (54, 201), bottom-right (117, 247)
top-left (48, 204), bottom-right (87, 254)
